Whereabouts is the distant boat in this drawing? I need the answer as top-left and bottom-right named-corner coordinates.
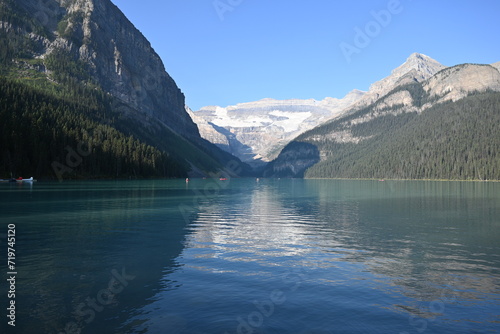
top-left (1, 177), bottom-right (36, 183)
top-left (17, 177), bottom-right (36, 182)
top-left (219, 178), bottom-right (227, 181)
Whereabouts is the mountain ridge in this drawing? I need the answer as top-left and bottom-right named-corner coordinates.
top-left (263, 60), bottom-right (500, 180)
top-left (341, 53), bottom-right (446, 113)
top-left (190, 90), bottom-right (366, 168)
top-left (191, 53), bottom-right (447, 168)
top-left (0, 0), bottom-right (248, 178)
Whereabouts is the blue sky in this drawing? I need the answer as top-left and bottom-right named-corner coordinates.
top-left (111, 0), bottom-right (500, 110)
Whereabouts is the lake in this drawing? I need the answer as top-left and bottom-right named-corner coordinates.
top-left (0, 178), bottom-right (499, 334)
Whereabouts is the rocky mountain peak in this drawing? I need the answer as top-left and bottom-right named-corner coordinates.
top-left (392, 52), bottom-right (445, 80)
top-left (190, 53), bottom-right (450, 168)
top-left (350, 53), bottom-right (446, 109)
top-left (264, 55), bottom-right (500, 179)
top-left (13, 0), bottom-right (198, 138)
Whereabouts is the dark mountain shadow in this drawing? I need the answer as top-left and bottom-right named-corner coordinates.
top-left (263, 141), bottom-right (320, 178)
top-left (4, 181), bottom-right (202, 334)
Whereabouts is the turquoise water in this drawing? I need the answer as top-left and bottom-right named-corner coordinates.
top-left (1, 179), bottom-right (499, 333)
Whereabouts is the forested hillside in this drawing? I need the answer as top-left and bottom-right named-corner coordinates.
top-left (0, 77), bottom-right (187, 179)
top-left (267, 82), bottom-right (500, 180)
top-left (0, 72), bottom-right (248, 179)
top-left (0, 0), bottom-right (249, 179)
top-left (304, 91), bottom-right (500, 180)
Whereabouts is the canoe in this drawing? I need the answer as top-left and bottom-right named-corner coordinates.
top-left (0, 177), bottom-right (37, 182)
top-left (17, 177), bottom-right (36, 182)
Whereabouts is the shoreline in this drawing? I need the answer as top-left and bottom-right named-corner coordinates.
top-left (14, 177), bottom-right (500, 183)
top-left (304, 177), bottom-right (500, 182)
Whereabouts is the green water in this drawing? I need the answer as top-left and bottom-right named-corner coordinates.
top-left (1, 179), bottom-right (499, 333)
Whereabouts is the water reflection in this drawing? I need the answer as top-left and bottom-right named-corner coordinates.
top-left (132, 179), bottom-right (500, 333)
top-left (301, 180), bottom-right (500, 324)
top-left (0, 180), bottom-right (195, 334)
top-left (1, 179), bottom-right (498, 333)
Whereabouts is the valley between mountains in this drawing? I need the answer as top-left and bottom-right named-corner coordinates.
top-left (191, 54), bottom-right (500, 180)
top-left (0, 0), bottom-right (499, 180)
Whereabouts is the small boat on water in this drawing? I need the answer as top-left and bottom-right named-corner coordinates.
top-left (0, 177), bottom-right (36, 183)
top-left (18, 177), bottom-right (36, 182)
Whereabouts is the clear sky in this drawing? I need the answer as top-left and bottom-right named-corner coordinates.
top-left (110, 0), bottom-right (500, 110)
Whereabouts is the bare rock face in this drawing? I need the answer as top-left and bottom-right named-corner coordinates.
top-left (350, 53), bottom-right (446, 110)
top-left (16, 0), bottom-right (199, 138)
top-left (190, 53), bottom-right (446, 168)
top-left (423, 64), bottom-right (500, 103)
top-left (265, 56), bottom-right (500, 178)
top-left (191, 90), bottom-right (366, 167)
top-left (186, 107), bottom-right (229, 147)
top-left (315, 61), bottom-right (500, 147)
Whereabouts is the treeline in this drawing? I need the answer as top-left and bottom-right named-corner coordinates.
top-left (302, 91), bottom-right (500, 180)
top-left (0, 78), bottom-right (187, 179)
top-left (0, 0), bottom-right (251, 180)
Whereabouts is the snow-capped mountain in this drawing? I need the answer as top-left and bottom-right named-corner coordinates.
top-left (190, 53), bottom-right (446, 168)
top-left (190, 91), bottom-right (365, 167)
top-left (264, 59), bottom-right (500, 179)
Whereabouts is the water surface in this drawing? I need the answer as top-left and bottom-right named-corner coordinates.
top-left (1, 179), bottom-right (499, 333)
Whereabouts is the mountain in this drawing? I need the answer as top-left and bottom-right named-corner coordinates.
top-left (0, 0), bottom-right (248, 178)
top-left (264, 61), bottom-right (500, 180)
top-left (190, 91), bottom-right (365, 168)
top-left (191, 53), bottom-right (445, 170)
top-left (349, 53), bottom-right (446, 110)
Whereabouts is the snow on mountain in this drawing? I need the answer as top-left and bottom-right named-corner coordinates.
top-left (265, 59), bottom-right (500, 179)
top-left (191, 91), bottom-right (365, 167)
top-left (190, 53), bottom-right (446, 169)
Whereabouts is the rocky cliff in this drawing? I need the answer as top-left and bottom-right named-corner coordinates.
top-left (346, 53), bottom-right (446, 111)
top-left (191, 90), bottom-right (365, 168)
top-left (264, 59), bottom-right (500, 179)
top-left (191, 53), bottom-right (447, 170)
top-left (1, 0), bottom-right (249, 178)
top-left (423, 63), bottom-right (500, 103)
top-left (8, 0), bottom-right (198, 138)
